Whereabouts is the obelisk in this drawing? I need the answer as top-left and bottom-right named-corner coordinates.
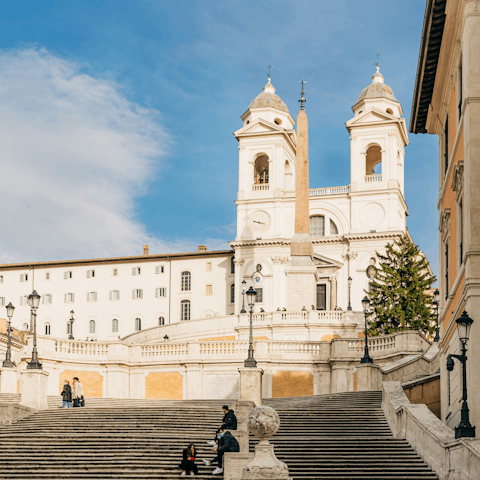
top-left (286, 80), bottom-right (317, 311)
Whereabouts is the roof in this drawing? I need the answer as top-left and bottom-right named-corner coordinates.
top-left (410, 0), bottom-right (447, 134)
top-left (248, 79), bottom-right (289, 113)
top-left (356, 67), bottom-right (397, 103)
top-left (0, 249), bottom-right (234, 270)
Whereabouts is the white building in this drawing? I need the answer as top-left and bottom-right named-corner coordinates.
top-left (0, 67), bottom-right (410, 341)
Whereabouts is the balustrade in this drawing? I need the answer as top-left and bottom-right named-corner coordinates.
top-left (365, 174), bottom-right (382, 183)
top-left (55, 340), bottom-right (109, 357)
top-left (252, 184), bottom-right (269, 191)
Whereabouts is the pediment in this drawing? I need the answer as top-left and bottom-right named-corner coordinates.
top-left (234, 118), bottom-right (284, 137)
top-left (313, 253), bottom-right (343, 268)
top-left (346, 108), bottom-right (396, 127)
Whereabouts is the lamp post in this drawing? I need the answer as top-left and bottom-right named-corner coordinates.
top-left (3, 302), bottom-right (15, 368)
top-left (347, 276), bottom-right (353, 311)
top-left (27, 290), bottom-right (42, 370)
top-left (446, 311), bottom-right (476, 438)
top-left (433, 289), bottom-right (440, 342)
top-left (360, 295), bottom-right (373, 364)
top-left (240, 280), bottom-right (247, 314)
top-left (244, 286), bottom-right (257, 368)
top-left (68, 310), bottom-right (75, 340)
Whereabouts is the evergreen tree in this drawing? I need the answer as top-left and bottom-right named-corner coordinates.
top-left (367, 236), bottom-right (437, 337)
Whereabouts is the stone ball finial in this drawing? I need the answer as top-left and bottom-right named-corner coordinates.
top-left (247, 405), bottom-right (280, 439)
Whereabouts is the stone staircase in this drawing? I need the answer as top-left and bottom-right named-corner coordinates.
top-left (0, 391), bottom-right (439, 479)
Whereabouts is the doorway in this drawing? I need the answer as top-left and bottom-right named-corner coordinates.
top-left (316, 284), bottom-right (327, 310)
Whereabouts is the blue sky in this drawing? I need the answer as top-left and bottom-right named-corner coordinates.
top-left (0, 0), bottom-right (439, 277)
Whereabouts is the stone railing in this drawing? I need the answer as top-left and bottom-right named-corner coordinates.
top-left (284, 185), bottom-right (350, 198)
top-left (347, 335), bottom-right (396, 353)
top-left (140, 343), bottom-right (189, 357)
top-left (55, 340), bottom-right (109, 357)
top-left (365, 174), bottom-right (382, 183)
top-left (250, 310), bottom-right (352, 325)
top-left (252, 184), bottom-right (269, 191)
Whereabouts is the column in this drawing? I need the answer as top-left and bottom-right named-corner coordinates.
top-left (330, 276), bottom-right (337, 310)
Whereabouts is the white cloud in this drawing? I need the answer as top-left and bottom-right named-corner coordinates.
top-left (0, 47), bottom-right (208, 263)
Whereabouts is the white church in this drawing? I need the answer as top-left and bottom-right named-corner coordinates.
top-left (0, 67), bottom-right (409, 342)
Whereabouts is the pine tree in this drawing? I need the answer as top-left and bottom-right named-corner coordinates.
top-left (367, 236), bottom-right (437, 337)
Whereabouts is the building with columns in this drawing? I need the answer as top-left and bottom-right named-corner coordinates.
top-left (0, 67), bottom-right (410, 343)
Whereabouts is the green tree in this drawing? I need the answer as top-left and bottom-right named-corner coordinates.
top-left (367, 236), bottom-right (437, 337)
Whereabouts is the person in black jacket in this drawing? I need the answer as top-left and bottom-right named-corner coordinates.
top-left (61, 380), bottom-right (72, 409)
top-left (202, 429), bottom-right (239, 475)
top-left (206, 405), bottom-right (237, 448)
top-left (179, 443), bottom-right (198, 476)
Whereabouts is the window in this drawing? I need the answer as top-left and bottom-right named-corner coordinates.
top-left (181, 300), bottom-right (191, 321)
top-left (109, 290), bottom-right (120, 301)
top-left (132, 267), bottom-right (141, 275)
top-left (156, 288), bottom-right (167, 298)
top-left (459, 200), bottom-right (464, 265)
top-left (112, 319), bottom-right (119, 333)
top-left (19, 295), bottom-right (29, 305)
top-left (87, 292), bottom-right (98, 302)
top-left (112, 268), bottom-right (118, 276)
top-left (155, 265), bottom-right (165, 274)
top-left (64, 271), bottom-right (73, 279)
top-left (159, 316), bottom-right (165, 326)
top-left (254, 154), bottom-right (269, 184)
top-left (366, 145), bottom-right (382, 175)
top-left (132, 289), bottom-right (143, 299)
top-left (386, 108), bottom-right (393, 115)
top-left (310, 216), bottom-right (325, 237)
top-left (444, 115), bottom-right (449, 174)
top-left (23, 323), bottom-right (28, 330)
top-left (135, 318), bottom-right (142, 331)
top-left (20, 274), bottom-right (28, 282)
top-left (64, 293), bottom-right (75, 303)
top-left (42, 294), bottom-right (52, 304)
top-left (369, 257), bottom-right (376, 266)
top-left (274, 118), bottom-right (282, 125)
top-left (45, 272), bottom-right (50, 280)
top-left (230, 284), bottom-right (235, 304)
top-left (87, 270), bottom-right (95, 278)
top-left (206, 284), bottom-right (213, 295)
top-left (330, 220), bottom-right (338, 235)
top-left (0, 297), bottom-right (5, 306)
top-left (231, 257), bottom-right (235, 274)
top-left (256, 264), bottom-right (262, 272)
top-left (181, 271), bottom-right (191, 291)
top-left (89, 320), bottom-right (96, 334)
top-left (0, 275), bottom-right (3, 283)
top-left (206, 262), bottom-right (212, 272)
top-left (458, 61), bottom-right (463, 121)
top-left (445, 243), bottom-right (449, 300)
top-left (45, 323), bottom-right (51, 335)
top-left (254, 287), bottom-right (263, 303)
top-left (316, 284), bottom-right (327, 310)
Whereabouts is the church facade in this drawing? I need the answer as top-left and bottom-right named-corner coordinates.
top-left (0, 68), bottom-right (410, 342)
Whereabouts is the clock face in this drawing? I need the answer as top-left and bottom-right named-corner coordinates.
top-left (247, 211), bottom-right (271, 234)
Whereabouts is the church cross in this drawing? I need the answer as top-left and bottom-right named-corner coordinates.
top-left (374, 51), bottom-right (382, 66)
top-left (266, 63), bottom-right (273, 77)
top-left (299, 79), bottom-right (307, 110)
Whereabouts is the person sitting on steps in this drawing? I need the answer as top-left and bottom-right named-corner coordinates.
top-left (179, 443), bottom-right (198, 476)
top-left (202, 428), bottom-right (239, 475)
top-left (206, 405), bottom-right (237, 449)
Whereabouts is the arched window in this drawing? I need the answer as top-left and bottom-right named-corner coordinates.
top-left (112, 319), bottom-right (119, 333)
top-left (231, 257), bottom-right (235, 274)
top-left (45, 323), bottom-right (51, 335)
top-left (330, 219), bottom-right (338, 235)
top-left (89, 320), bottom-right (96, 334)
top-left (159, 316), bottom-right (165, 326)
top-left (22, 323), bottom-right (28, 330)
top-left (181, 300), bottom-right (191, 321)
top-left (366, 145), bottom-right (382, 175)
top-left (230, 283), bottom-right (235, 304)
top-left (181, 271), bottom-right (191, 291)
top-left (135, 318), bottom-right (141, 331)
top-left (254, 155), bottom-right (269, 184)
top-left (310, 216), bottom-right (325, 237)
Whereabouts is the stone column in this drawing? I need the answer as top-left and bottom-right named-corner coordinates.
top-left (234, 400), bottom-right (255, 453)
top-left (234, 258), bottom-right (245, 315)
top-left (330, 276), bottom-right (337, 310)
top-left (239, 368), bottom-right (263, 406)
top-left (20, 370), bottom-right (49, 410)
top-left (0, 368), bottom-right (18, 394)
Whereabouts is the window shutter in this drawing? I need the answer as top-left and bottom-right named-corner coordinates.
top-left (64, 294), bottom-right (67, 303)
top-left (20, 274), bottom-right (23, 282)
top-left (72, 293), bottom-right (75, 302)
top-left (42, 295), bottom-right (44, 303)
top-left (64, 272), bottom-right (67, 279)
top-left (140, 289), bottom-right (143, 299)
top-left (155, 288), bottom-right (158, 298)
top-left (87, 270), bottom-right (91, 278)
top-left (94, 292), bottom-right (97, 301)
top-left (117, 290), bottom-right (120, 300)
top-left (20, 296), bottom-right (23, 305)
top-left (132, 268), bottom-right (136, 275)
top-left (109, 291), bottom-right (112, 300)
top-left (155, 266), bottom-right (160, 274)
top-left (132, 289), bottom-right (135, 299)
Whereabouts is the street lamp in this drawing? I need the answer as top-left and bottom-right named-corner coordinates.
top-left (240, 280), bottom-right (247, 314)
top-left (68, 310), bottom-right (75, 340)
top-left (27, 290), bottom-right (42, 370)
top-left (244, 286), bottom-right (257, 368)
top-left (3, 302), bottom-right (15, 367)
top-left (360, 295), bottom-right (373, 364)
top-left (347, 277), bottom-right (353, 311)
top-left (433, 289), bottom-right (440, 342)
top-left (447, 311), bottom-right (475, 438)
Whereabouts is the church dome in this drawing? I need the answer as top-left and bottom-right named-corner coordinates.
top-left (248, 78), bottom-right (289, 113)
top-left (357, 67), bottom-right (397, 103)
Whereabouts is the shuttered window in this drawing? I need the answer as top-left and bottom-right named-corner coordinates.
top-left (87, 292), bottom-right (98, 302)
top-left (181, 300), bottom-right (191, 321)
top-left (156, 288), bottom-right (166, 298)
top-left (155, 265), bottom-right (165, 274)
top-left (89, 320), bottom-right (96, 334)
top-left (132, 289), bottom-right (143, 299)
top-left (109, 290), bottom-right (120, 300)
top-left (135, 318), bottom-right (142, 331)
top-left (112, 319), bottom-right (119, 332)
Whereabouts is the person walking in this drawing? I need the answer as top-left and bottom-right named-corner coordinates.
top-left (72, 377), bottom-right (83, 407)
top-left (179, 443), bottom-right (198, 476)
top-left (202, 429), bottom-right (239, 475)
top-left (206, 405), bottom-right (237, 449)
top-left (61, 380), bottom-right (72, 409)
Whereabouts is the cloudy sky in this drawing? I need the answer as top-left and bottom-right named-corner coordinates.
top-left (0, 0), bottom-right (439, 276)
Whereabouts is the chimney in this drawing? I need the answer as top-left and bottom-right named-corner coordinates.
top-left (198, 245), bottom-right (207, 253)
top-left (143, 244), bottom-right (149, 256)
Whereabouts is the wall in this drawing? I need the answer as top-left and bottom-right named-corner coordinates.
top-left (402, 374), bottom-right (440, 418)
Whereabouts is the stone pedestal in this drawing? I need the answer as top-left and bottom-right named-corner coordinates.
top-left (19, 370), bottom-right (49, 410)
top-left (285, 264), bottom-right (317, 311)
top-left (239, 368), bottom-right (263, 406)
top-left (0, 368), bottom-right (18, 394)
top-left (234, 400), bottom-right (255, 453)
top-left (356, 363), bottom-right (380, 391)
